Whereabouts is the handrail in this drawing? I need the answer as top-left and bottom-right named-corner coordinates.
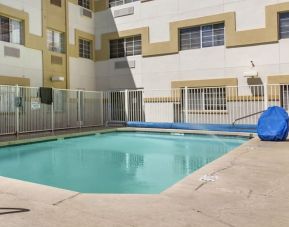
top-left (232, 110), bottom-right (265, 125)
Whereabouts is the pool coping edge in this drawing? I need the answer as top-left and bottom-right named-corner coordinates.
top-left (0, 127), bottom-right (256, 148)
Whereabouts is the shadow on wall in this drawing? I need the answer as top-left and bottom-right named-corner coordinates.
top-left (97, 4), bottom-right (146, 122)
top-left (95, 5), bottom-right (139, 91)
top-left (247, 77), bottom-right (264, 96)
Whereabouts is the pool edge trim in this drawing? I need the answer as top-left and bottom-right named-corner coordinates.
top-left (0, 127), bottom-right (255, 148)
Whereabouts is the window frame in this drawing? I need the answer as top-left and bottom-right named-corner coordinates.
top-left (0, 15), bottom-right (23, 45)
top-left (47, 29), bottom-right (65, 53)
top-left (279, 12), bottom-right (289, 39)
top-left (179, 23), bottom-right (225, 51)
top-left (183, 87), bottom-right (227, 112)
top-left (79, 38), bottom-right (92, 59)
top-left (78, 0), bottom-right (91, 10)
top-left (109, 35), bottom-right (142, 59)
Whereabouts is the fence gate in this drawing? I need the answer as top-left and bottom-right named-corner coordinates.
top-left (127, 90), bottom-right (145, 122)
top-left (105, 90), bottom-right (145, 123)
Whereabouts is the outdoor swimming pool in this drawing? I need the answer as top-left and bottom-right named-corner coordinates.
top-left (0, 132), bottom-right (247, 194)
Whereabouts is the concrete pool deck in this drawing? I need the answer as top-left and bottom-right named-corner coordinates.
top-left (0, 129), bottom-right (288, 226)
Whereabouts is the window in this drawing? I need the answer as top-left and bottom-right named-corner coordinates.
top-left (184, 87), bottom-right (227, 111)
top-left (79, 39), bottom-right (92, 59)
top-left (180, 23), bottom-right (224, 50)
top-left (0, 16), bottom-right (23, 45)
top-left (280, 12), bottom-right (289, 39)
top-left (47, 30), bottom-right (65, 53)
top-left (50, 0), bottom-right (62, 7)
top-left (180, 27), bottom-right (201, 50)
top-left (78, 0), bottom-right (90, 9)
top-left (110, 35), bottom-right (141, 58)
top-left (109, 0), bottom-right (139, 8)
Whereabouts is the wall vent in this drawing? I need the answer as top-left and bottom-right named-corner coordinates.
top-left (4, 46), bottom-right (20, 58)
top-left (80, 7), bottom-right (92, 18)
top-left (114, 7), bottom-right (134, 18)
top-left (51, 55), bottom-right (63, 65)
top-left (115, 60), bottom-right (135, 69)
top-left (50, 0), bottom-right (61, 7)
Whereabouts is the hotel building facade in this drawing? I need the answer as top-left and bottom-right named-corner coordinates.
top-left (0, 0), bottom-right (289, 91)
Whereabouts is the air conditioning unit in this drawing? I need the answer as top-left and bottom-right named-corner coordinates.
top-left (80, 7), bottom-right (92, 18)
top-left (51, 76), bottom-right (65, 82)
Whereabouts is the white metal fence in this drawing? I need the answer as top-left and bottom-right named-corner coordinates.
top-left (0, 84), bottom-right (288, 136)
top-left (103, 84), bottom-right (289, 126)
top-left (0, 85), bottom-right (103, 136)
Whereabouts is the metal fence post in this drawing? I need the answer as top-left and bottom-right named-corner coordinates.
top-left (142, 90), bottom-right (145, 122)
top-left (100, 91), bottom-right (104, 126)
top-left (51, 88), bottom-right (54, 133)
top-left (124, 89), bottom-right (129, 122)
top-left (264, 82), bottom-right (268, 110)
top-left (108, 92), bottom-right (112, 123)
top-left (15, 85), bottom-right (20, 136)
top-left (67, 90), bottom-right (70, 128)
top-left (184, 86), bottom-right (188, 123)
top-left (78, 90), bottom-right (82, 129)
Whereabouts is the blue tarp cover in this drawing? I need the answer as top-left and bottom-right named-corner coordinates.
top-left (257, 106), bottom-right (289, 141)
top-left (127, 122), bottom-right (257, 133)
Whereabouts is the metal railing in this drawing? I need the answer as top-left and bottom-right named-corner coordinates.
top-left (0, 84), bottom-right (288, 136)
top-left (103, 84), bottom-right (289, 126)
top-left (0, 85), bottom-right (104, 136)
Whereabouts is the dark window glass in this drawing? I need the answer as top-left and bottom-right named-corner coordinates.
top-left (110, 35), bottom-right (142, 58)
top-left (78, 0), bottom-right (90, 9)
top-left (0, 16), bottom-right (10, 42)
top-left (0, 16), bottom-right (23, 44)
top-left (280, 12), bottom-right (289, 39)
top-left (79, 39), bottom-right (92, 59)
top-left (180, 23), bottom-right (224, 51)
top-left (180, 27), bottom-right (201, 50)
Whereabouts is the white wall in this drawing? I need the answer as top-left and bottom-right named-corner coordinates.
top-left (68, 3), bottom-right (95, 45)
top-left (2, 0), bottom-right (288, 90)
top-left (69, 57), bottom-right (97, 91)
top-left (0, 42), bottom-right (43, 87)
top-left (94, 0), bottom-right (289, 91)
top-left (68, 2), bottom-right (97, 90)
top-left (0, 0), bottom-right (43, 86)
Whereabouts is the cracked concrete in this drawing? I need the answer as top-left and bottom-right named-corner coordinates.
top-left (0, 135), bottom-right (288, 226)
top-left (53, 193), bottom-right (81, 206)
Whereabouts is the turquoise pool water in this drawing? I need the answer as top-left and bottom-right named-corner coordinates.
top-left (0, 132), bottom-right (247, 194)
